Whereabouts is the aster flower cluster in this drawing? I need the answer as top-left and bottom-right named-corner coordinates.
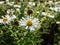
top-left (0, 9), bottom-right (16, 24)
top-left (0, 0), bottom-right (60, 45)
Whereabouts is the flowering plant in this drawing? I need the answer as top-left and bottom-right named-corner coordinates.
top-left (0, 0), bottom-right (60, 45)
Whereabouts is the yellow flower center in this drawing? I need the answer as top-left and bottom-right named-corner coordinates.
top-left (26, 20), bottom-right (32, 26)
top-left (3, 17), bottom-right (8, 22)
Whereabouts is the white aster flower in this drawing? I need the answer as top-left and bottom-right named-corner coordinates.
top-left (50, 7), bottom-right (60, 12)
top-left (6, 9), bottom-right (16, 21)
top-left (54, 7), bottom-right (58, 12)
top-left (7, 9), bottom-right (14, 15)
top-left (0, 15), bottom-right (16, 24)
top-left (27, 2), bottom-right (35, 7)
top-left (32, 2), bottom-right (35, 6)
top-left (41, 12), bottom-right (54, 18)
top-left (28, 2), bottom-right (32, 5)
top-left (10, 15), bottom-right (16, 21)
top-left (20, 16), bottom-right (39, 31)
top-left (55, 1), bottom-right (60, 7)
top-left (0, 1), bottom-right (4, 4)
top-left (1, 15), bottom-right (11, 24)
top-left (41, 12), bottom-right (47, 16)
top-left (7, 2), bottom-right (14, 6)
top-left (56, 21), bottom-right (60, 24)
top-left (5, 15), bottom-right (16, 21)
top-left (48, 15), bottom-right (54, 18)
top-left (16, 8), bottom-right (20, 11)
top-left (13, 5), bottom-right (21, 8)
top-left (54, 7), bottom-right (60, 12)
top-left (45, 1), bottom-right (54, 6)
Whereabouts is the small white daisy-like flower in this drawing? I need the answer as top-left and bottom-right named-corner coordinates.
top-left (1, 15), bottom-right (11, 24)
top-left (32, 2), bottom-right (35, 6)
top-left (7, 2), bottom-right (14, 6)
top-left (48, 15), bottom-right (54, 18)
top-left (5, 15), bottom-right (16, 21)
top-left (50, 7), bottom-right (60, 12)
top-left (16, 8), bottom-right (20, 11)
top-left (55, 1), bottom-right (60, 7)
top-left (7, 9), bottom-right (14, 15)
top-left (27, 2), bottom-right (35, 7)
top-left (41, 12), bottom-right (54, 18)
top-left (41, 12), bottom-right (47, 16)
top-left (56, 21), bottom-right (60, 24)
top-left (10, 15), bottom-right (16, 21)
top-left (54, 7), bottom-right (60, 12)
top-left (28, 2), bottom-right (32, 5)
top-left (45, 1), bottom-right (54, 6)
top-left (13, 5), bottom-right (21, 8)
top-left (0, 15), bottom-right (16, 24)
top-left (0, 1), bottom-right (4, 4)
top-left (20, 16), bottom-right (39, 31)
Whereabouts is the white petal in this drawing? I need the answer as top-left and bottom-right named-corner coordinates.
top-left (50, 7), bottom-right (54, 10)
top-left (20, 21), bottom-right (26, 26)
top-left (14, 5), bottom-right (21, 8)
top-left (22, 17), bottom-right (26, 21)
top-left (42, 12), bottom-right (47, 16)
top-left (26, 16), bottom-right (30, 20)
top-left (29, 26), bottom-right (35, 31)
top-left (25, 26), bottom-right (28, 29)
top-left (1, 16), bottom-right (4, 18)
top-left (54, 7), bottom-right (58, 12)
top-left (48, 15), bottom-right (54, 18)
top-left (12, 15), bottom-right (16, 19)
top-left (33, 2), bottom-right (35, 6)
top-left (5, 15), bottom-right (10, 18)
top-left (33, 18), bottom-right (39, 23)
top-left (56, 21), bottom-right (60, 24)
top-left (0, 1), bottom-right (4, 4)
top-left (20, 22), bottom-right (26, 26)
top-left (0, 19), bottom-right (3, 23)
top-left (6, 21), bottom-right (9, 24)
top-left (7, 9), bottom-right (10, 14)
top-left (7, 3), bottom-right (14, 6)
top-left (16, 8), bottom-right (20, 11)
top-left (29, 2), bottom-right (32, 5)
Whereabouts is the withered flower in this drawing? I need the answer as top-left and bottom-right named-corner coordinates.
top-left (27, 10), bottom-right (33, 15)
top-left (39, 27), bottom-right (43, 32)
top-left (40, 0), bottom-right (44, 3)
top-left (13, 19), bottom-right (19, 26)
